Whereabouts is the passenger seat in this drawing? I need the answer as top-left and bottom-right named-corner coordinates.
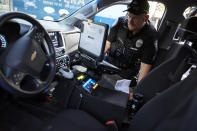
top-left (133, 16), bottom-right (197, 103)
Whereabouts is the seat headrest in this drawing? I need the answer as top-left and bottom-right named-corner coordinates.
top-left (179, 16), bottom-right (197, 42)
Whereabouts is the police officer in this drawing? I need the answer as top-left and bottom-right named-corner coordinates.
top-left (104, 0), bottom-right (157, 85)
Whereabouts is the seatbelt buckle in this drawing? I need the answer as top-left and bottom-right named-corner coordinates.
top-left (106, 120), bottom-right (118, 131)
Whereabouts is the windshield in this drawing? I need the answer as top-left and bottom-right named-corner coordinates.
top-left (0, 0), bottom-right (93, 21)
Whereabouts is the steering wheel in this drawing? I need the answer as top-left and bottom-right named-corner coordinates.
top-left (0, 12), bottom-right (56, 96)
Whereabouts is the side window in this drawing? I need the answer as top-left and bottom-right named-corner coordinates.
top-left (148, 1), bottom-right (165, 29)
top-left (94, 4), bottom-right (127, 28)
top-left (94, 1), bottom-right (165, 30)
top-left (0, 0), bottom-right (10, 13)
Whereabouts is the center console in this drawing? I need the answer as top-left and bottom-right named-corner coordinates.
top-left (53, 71), bottom-right (129, 127)
top-left (70, 73), bottom-right (129, 126)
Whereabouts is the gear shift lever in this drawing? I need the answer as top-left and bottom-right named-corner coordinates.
top-left (59, 67), bottom-right (74, 79)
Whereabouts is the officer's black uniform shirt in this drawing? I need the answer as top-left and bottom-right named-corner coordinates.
top-left (107, 16), bottom-right (157, 79)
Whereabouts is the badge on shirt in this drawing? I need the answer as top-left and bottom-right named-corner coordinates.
top-left (136, 39), bottom-right (143, 48)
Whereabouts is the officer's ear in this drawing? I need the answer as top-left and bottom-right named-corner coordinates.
top-left (144, 14), bottom-right (149, 22)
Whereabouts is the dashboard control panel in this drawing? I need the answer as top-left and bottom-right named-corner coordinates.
top-left (49, 32), bottom-right (64, 48)
top-left (55, 48), bottom-right (65, 58)
top-left (49, 31), bottom-right (72, 70)
top-left (56, 55), bottom-right (70, 69)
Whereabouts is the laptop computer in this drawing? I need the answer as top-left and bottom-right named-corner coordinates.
top-left (78, 20), bottom-right (120, 72)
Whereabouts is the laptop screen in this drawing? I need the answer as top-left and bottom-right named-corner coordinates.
top-left (78, 20), bottom-right (108, 62)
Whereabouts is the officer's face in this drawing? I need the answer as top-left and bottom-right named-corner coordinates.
top-left (127, 12), bottom-right (149, 33)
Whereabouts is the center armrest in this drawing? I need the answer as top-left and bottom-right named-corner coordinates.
top-left (93, 87), bottom-right (129, 108)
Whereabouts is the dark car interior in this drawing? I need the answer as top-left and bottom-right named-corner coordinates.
top-left (0, 0), bottom-right (197, 131)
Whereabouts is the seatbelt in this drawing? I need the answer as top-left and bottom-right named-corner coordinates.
top-left (181, 51), bottom-right (197, 80)
top-left (169, 46), bottom-right (197, 83)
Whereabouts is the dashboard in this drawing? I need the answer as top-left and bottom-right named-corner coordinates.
top-left (49, 32), bottom-right (64, 48)
top-left (41, 21), bottom-right (80, 70)
top-left (0, 22), bottom-right (20, 43)
top-left (0, 22), bottom-right (21, 56)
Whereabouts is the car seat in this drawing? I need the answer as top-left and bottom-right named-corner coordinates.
top-left (133, 16), bottom-right (197, 103)
top-left (134, 43), bottom-right (192, 102)
top-left (128, 63), bottom-right (197, 131)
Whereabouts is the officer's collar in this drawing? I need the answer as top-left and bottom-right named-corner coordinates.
top-left (127, 21), bottom-right (149, 36)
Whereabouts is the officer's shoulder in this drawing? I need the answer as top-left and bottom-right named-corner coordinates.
top-left (143, 21), bottom-right (158, 37)
top-left (111, 16), bottom-right (127, 28)
top-left (117, 16), bottom-right (128, 25)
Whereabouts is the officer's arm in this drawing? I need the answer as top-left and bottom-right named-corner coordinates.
top-left (104, 40), bottom-right (111, 54)
top-left (104, 17), bottom-right (122, 54)
top-left (137, 62), bottom-right (152, 83)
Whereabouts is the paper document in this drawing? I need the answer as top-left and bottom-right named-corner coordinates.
top-left (115, 79), bottom-right (131, 94)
